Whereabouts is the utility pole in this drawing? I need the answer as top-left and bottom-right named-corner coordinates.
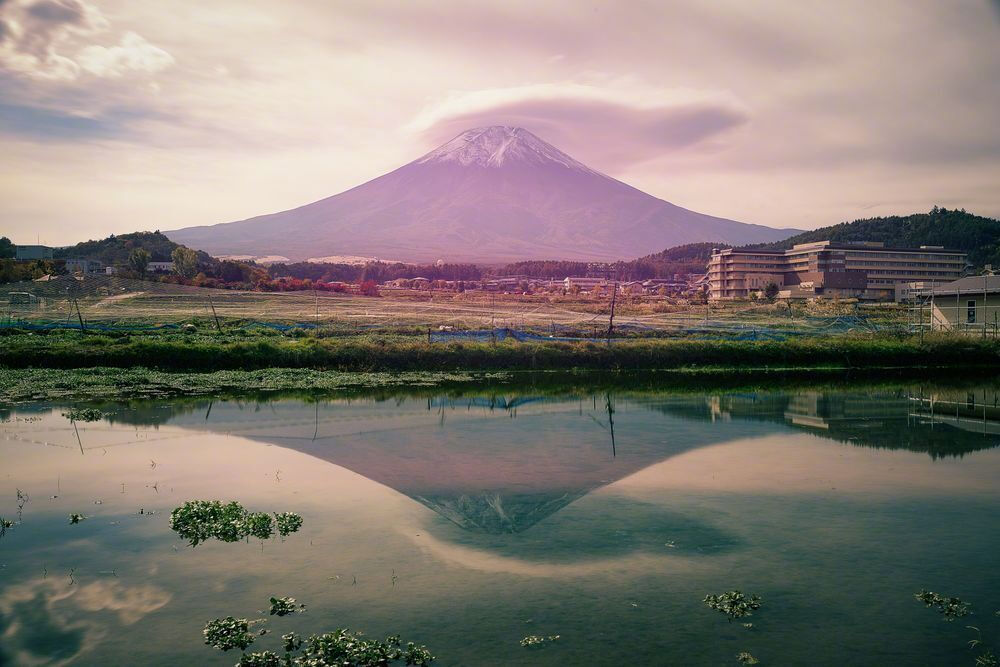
top-left (209, 296), bottom-right (223, 333)
top-left (606, 282), bottom-right (618, 342)
top-left (984, 272), bottom-right (988, 339)
top-left (74, 299), bottom-right (86, 333)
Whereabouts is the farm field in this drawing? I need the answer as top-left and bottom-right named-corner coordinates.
top-left (0, 275), bottom-right (907, 337)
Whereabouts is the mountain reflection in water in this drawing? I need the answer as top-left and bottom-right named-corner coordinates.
top-left (68, 385), bottom-right (1000, 536)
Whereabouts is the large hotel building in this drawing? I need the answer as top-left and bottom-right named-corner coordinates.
top-left (707, 241), bottom-right (967, 301)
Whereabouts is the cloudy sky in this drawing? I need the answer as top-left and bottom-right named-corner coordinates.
top-left (1, 0), bottom-right (998, 245)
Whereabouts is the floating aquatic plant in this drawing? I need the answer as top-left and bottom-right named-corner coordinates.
top-left (282, 632), bottom-right (303, 653)
top-left (975, 649), bottom-right (998, 667)
top-left (62, 407), bottom-right (106, 422)
top-left (204, 616), bottom-right (256, 652)
top-left (704, 591), bottom-right (763, 622)
top-left (520, 635), bottom-right (559, 648)
top-left (274, 512), bottom-right (303, 537)
top-left (296, 630), bottom-right (434, 666)
top-left (737, 651), bottom-right (759, 665)
top-left (236, 651), bottom-right (283, 666)
top-left (245, 512), bottom-right (275, 541)
top-left (269, 597), bottom-right (305, 617)
top-left (169, 501), bottom-right (302, 546)
top-left (204, 598), bottom-right (433, 665)
top-left (69, 513), bottom-right (86, 524)
top-left (914, 590), bottom-right (971, 621)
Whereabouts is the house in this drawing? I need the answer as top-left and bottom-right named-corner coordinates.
top-left (920, 274), bottom-right (1000, 332)
top-left (147, 261), bottom-right (175, 273)
top-left (619, 281), bottom-right (646, 295)
top-left (563, 277), bottom-right (609, 291)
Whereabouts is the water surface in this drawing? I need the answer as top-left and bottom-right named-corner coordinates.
top-left (2, 383), bottom-right (999, 665)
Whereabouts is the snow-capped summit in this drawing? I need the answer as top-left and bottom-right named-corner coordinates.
top-left (417, 126), bottom-right (600, 174)
top-left (167, 126), bottom-right (798, 263)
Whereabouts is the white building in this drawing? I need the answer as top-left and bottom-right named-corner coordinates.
top-left (147, 261), bottom-right (175, 273)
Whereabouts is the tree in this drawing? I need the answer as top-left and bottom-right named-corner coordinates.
top-left (172, 246), bottom-right (199, 279)
top-left (358, 280), bottom-right (380, 297)
top-left (763, 282), bottom-right (780, 301)
top-left (219, 260), bottom-right (247, 283)
top-left (0, 237), bottom-right (14, 259)
top-left (128, 248), bottom-right (151, 278)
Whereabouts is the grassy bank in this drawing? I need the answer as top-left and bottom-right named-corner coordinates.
top-left (1, 329), bottom-right (999, 372)
top-left (2, 366), bottom-right (998, 406)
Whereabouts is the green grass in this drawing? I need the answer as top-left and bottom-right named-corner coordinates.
top-left (1, 364), bottom-right (998, 406)
top-left (1, 329), bottom-right (999, 373)
top-left (2, 329), bottom-right (998, 405)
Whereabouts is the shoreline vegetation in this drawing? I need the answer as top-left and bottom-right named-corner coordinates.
top-left (1, 329), bottom-right (999, 404)
top-left (2, 329), bottom-right (999, 372)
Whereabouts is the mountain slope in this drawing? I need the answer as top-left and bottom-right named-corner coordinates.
top-left (754, 207), bottom-right (1000, 269)
top-left (167, 126), bottom-right (798, 263)
top-left (53, 231), bottom-right (210, 264)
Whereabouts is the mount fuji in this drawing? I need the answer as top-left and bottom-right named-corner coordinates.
top-left (167, 126), bottom-right (798, 263)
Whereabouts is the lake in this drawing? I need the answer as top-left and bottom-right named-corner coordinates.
top-left (2, 382), bottom-right (999, 665)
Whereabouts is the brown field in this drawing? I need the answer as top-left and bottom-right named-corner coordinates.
top-left (0, 275), bottom-right (906, 335)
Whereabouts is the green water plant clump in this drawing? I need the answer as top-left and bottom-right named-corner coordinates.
top-left (292, 630), bottom-right (434, 666)
top-left (269, 597), bottom-right (305, 617)
top-left (736, 652), bottom-right (759, 665)
top-left (69, 513), bottom-right (86, 524)
top-left (274, 512), bottom-right (303, 537)
top-left (235, 651), bottom-right (282, 667)
top-left (206, 598), bottom-right (434, 666)
top-left (204, 616), bottom-right (257, 652)
top-left (520, 635), bottom-right (560, 648)
top-left (914, 590), bottom-right (971, 621)
top-left (62, 407), bottom-right (106, 422)
top-left (976, 650), bottom-right (998, 667)
top-left (704, 591), bottom-right (763, 623)
top-left (169, 501), bottom-right (303, 546)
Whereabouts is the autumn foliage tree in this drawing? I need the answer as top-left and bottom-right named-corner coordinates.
top-left (358, 280), bottom-right (380, 297)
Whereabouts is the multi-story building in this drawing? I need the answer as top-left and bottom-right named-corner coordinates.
top-left (708, 241), bottom-right (967, 300)
top-left (14, 245), bottom-right (54, 260)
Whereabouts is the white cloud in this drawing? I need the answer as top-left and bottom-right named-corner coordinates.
top-left (0, 0), bottom-right (171, 79)
top-left (408, 83), bottom-right (750, 170)
top-left (76, 31), bottom-right (174, 77)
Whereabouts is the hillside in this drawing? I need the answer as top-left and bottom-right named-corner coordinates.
top-left (53, 231), bottom-right (212, 265)
top-left (167, 126), bottom-right (799, 263)
top-left (756, 208), bottom-right (1000, 268)
top-left (495, 243), bottom-right (725, 279)
top-left (635, 242), bottom-right (727, 272)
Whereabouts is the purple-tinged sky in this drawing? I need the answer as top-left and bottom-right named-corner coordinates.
top-left (1, 0), bottom-right (998, 245)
